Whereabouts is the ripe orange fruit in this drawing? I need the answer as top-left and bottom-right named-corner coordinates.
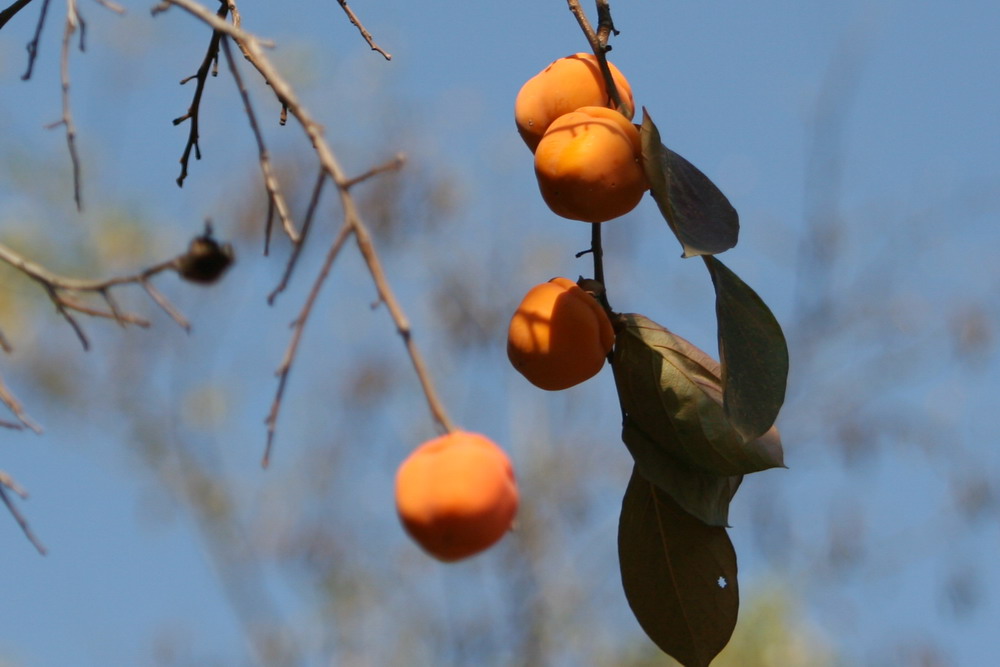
top-left (507, 277), bottom-right (615, 390)
top-left (533, 106), bottom-right (648, 223)
top-left (395, 431), bottom-right (518, 562)
top-left (515, 52), bottom-right (634, 152)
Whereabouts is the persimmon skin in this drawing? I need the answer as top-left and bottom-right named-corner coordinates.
top-left (507, 277), bottom-right (616, 391)
top-left (395, 431), bottom-right (518, 562)
top-left (515, 53), bottom-right (634, 153)
top-left (534, 106), bottom-right (648, 223)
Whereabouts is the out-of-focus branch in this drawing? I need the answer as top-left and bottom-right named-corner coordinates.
top-left (334, 0), bottom-right (391, 60)
top-left (0, 469), bottom-right (46, 554)
top-left (0, 0), bottom-right (35, 31)
top-left (0, 235), bottom-right (218, 348)
top-left (44, 0), bottom-right (84, 210)
top-left (0, 370), bottom-right (42, 433)
top-left (151, 0), bottom-right (456, 465)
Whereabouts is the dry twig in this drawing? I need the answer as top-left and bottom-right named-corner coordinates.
top-left (151, 0), bottom-right (455, 466)
top-left (0, 469), bottom-right (47, 555)
top-left (0, 0), bottom-right (35, 31)
top-left (334, 0), bottom-right (391, 60)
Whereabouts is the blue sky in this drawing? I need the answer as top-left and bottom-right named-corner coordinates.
top-left (1, 1), bottom-right (999, 665)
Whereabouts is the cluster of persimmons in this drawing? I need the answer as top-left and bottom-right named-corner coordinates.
top-left (395, 53), bottom-right (640, 562)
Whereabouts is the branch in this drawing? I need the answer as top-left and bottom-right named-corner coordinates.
top-left (0, 369), bottom-right (42, 432)
top-left (0, 0), bottom-right (34, 31)
top-left (218, 36), bottom-right (298, 248)
top-left (20, 0), bottom-right (50, 80)
top-left (0, 237), bottom-right (203, 347)
top-left (566, 0), bottom-right (630, 118)
top-left (151, 0), bottom-right (456, 463)
top-left (44, 0), bottom-right (84, 210)
top-left (0, 469), bottom-right (47, 554)
top-left (169, 1), bottom-right (229, 187)
top-left (334, 0), bottom-right (391, 60)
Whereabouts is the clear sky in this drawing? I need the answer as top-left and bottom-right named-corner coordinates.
top-left (1, 1), bottom-right (999, 665)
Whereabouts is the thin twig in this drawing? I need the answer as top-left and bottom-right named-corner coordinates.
top-left (45, 0), bottom-right (84, 210)
top-left (334, 0), bottom-right (391, 60)
top-left (342, 153), bottom-right (406, 190)
top-left (263, 221), bottom-right (353, 467)
top-left (0, 0), bottom-right (35, 31)
top-left (268, 169), bottom-right (326, 304)
top-left (157, 0), bottom-right (456, 462)
top-left (0, 241), bottom-right (188, 346)
top-left (0, 470), bottom-right (47, 554)
top-left (0, 371), bottom-right (42, 433)
top-left (20, 0), bottom-right (50, 79)
top-left (90, 0), bottom-right (123, 13)
top-left (219, 36), bottom-right (299, 246)
top-left (170, 1), bottom-right (229, 187)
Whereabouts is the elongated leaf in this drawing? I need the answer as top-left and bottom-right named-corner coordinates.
top-left (640, 109), bottom-right (739, 258)
top-left (613, 313), bottom-right (785, 477)
top-left (621, 417), bottom-right (742, 527)
top-left (704, 256), bottom-right (789, 442)
top-left (619, 466), bottom-right (739, 666)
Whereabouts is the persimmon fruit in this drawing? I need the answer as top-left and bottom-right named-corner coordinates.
top-left (395, 431), bottom-right (518, 562)
top-left (507, 277), bottom-right (615, 390)
top-left (533, 106), bottom-right (648, 223)
top-left (515, 52), bottom-right (634, 153)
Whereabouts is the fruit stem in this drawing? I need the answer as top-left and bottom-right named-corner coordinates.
top-left (565, 0), bottom-right (632, 118)
top-left (591, 223), bottom-right (611, 313)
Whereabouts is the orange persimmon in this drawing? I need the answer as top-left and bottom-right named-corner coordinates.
top-left (395, 431), bottom-right (518, 562)
top-left (507, 277), bottom-right (615, 390)
top-left (515, 53), bottom-right (634, 152)
top-left (533, 106), bottom-right (647, 223)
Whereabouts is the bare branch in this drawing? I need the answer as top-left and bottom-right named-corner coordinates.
top-left (342, 152), bottom-right (406, 190)
top-left (268, 169), bottom-right (326, 304)
top-left (169, 1), bottom-right (229, 187)
top-left (0, 370), bottom-right (42, 433)
top-left (218, 36), bottom-right (299, 247)
top-left (20, 0), bottom-right (50, 80)
top-left (0, 470), bottom-right (47, 554)
top-left (45, 0), bottom-right (84, 210)
top-left (334, 0), bottom-right (391, 60)
top-left (0, 0), bottom-right (35, 31)
top-left (90, 0), bottom-right (123, 13)
top-left (263, 221), bottom-right (353, 468)
top-left (156, 0), bottom-right (457, 461)
top-left (0, 240), bottom-right (189, 347)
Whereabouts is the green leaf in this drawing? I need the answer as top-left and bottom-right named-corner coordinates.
top-left (612, 313), bottom-right (785, 477)
top-left (621, 417), bottom-right (742, 527)
top-left (640, 109), bottom-right (739, 258)
top-left (704, 256), bottom-right (789, 442)
top-left (619, 466), bottom-right (739, 666)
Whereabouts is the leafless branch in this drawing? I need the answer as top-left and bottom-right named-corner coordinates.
top-left (334, 0), bottom-right (391, 60)
top-left (263, 221), bottom-right (353, 468)
top-left (169, 1), bottom-right (229, 187)
top-left (0, 470), bottom-right (46, 554)
top-left (268, 169), bottom-right (326, 304)
top-left (0, 0), bottom-right (35, 31)
top-left (0, 370), bottom-right (42, 432)
top-left (0, 240), bottom-right (192, 347)
top-left (219, 36), bottom-right (299, 248)
top-left (43, 0), bottom-right (84, 210)
top-left (150, 0), bottom-right (456, 463)
top-left (20, 0), bottom-right (50, 79)
top-left (91, 0), bottom-right (124, 13)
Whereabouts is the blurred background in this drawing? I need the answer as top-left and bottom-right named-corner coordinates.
top-left (0, 1), bottom-right (998, 665)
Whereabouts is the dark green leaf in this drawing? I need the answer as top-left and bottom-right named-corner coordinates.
top-left (621, 417), bottom-right (742, 527)
top-left (619, 466), bottom-right (739, 666)
top-left (704, 256), bottom-right (789, 442)
top-left (613, 313), bottom-right (785, 477)
top-left (640, 109), bottom-right (739, 258)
